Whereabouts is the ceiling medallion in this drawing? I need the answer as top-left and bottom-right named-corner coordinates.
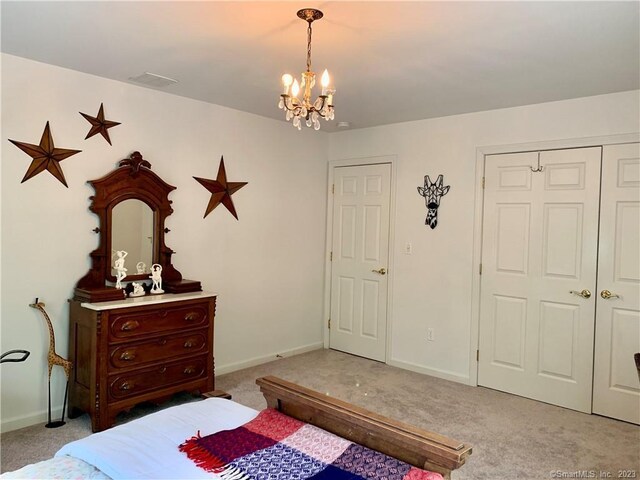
top-left (278, 8), bottom-right (335, 130)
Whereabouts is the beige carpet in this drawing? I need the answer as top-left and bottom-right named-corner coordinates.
top-left (1, 349), bottom-right (638, 479)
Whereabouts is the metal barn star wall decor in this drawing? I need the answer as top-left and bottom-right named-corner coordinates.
top-left (9, 122), bottom-right (82, 187)
top-left (194, 156), bottom-right (247, 220)
top-left (79, 103), bottom-right (121, 145)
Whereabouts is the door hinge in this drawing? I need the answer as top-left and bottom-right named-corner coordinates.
top-left (481, 177), bottom-right (485, 189)
top-left (476, 349), bottom-right (480, 362)
top-left (328, 318), bottom-right (331, 329)
top-left (479, 263), bottom-right (482, 275)
top-left (330, 251), bottom-right (333, 261)
top-left (332, 184), bottom-right (335, 194)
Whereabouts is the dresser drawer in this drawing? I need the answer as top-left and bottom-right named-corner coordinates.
top-left (109, 302), bottom-right (209, 340)
top-left (108, 330), bottom-right (208, 370)
top-left (108, 356), bottom-right (208, 400)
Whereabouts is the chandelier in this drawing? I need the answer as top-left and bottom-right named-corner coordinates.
top-left (278, 8), bottom-right (335, 130)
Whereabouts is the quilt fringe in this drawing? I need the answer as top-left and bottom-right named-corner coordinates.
top-left (179, 431), bottom-right (250, 479)
top-left (218, 466), bottom-right (251, 480)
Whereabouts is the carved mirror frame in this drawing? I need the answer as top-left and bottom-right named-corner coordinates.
top-left (74, 151), bottom-right (201, 302)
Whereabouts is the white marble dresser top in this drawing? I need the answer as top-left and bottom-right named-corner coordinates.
top-left (81, 291), bottom-right (217, 311)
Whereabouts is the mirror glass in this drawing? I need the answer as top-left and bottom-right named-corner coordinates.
top-left (111, 199), bottom-right (154, 277)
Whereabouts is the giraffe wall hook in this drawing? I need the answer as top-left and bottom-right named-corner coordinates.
top-left (30, 298), bottom-right (73, 428)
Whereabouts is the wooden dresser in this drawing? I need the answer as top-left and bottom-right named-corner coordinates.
top-left (68, 292), bottom-right (216, 432)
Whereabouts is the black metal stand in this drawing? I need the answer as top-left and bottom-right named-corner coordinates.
top-left (0, 350), bottom-right (65, 428)
top-left (0, 349), bottom-right (30, 364)
top-left (45, 379), bottom-right (68, 428)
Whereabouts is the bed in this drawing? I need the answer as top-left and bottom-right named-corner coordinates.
top-left (2, 376), bottom-right (472, 480)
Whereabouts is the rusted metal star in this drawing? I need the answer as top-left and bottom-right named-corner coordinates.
top-left (9, 122), bottom-right (81, 187)
top-left (194, 156), bottom-right (247, 219)
top-left (79, 103), bottom-right (121, 145)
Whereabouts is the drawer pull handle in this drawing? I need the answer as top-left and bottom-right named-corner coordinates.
top-left (119, 382), bottom-right (133, 391)
top-left (184, 312), bottom-right (199, 322)
top-left (183, 367), bottom-right (196, 375)
top-left (119, 351), bottom-right (136, 361)
top-left (183, 340), bottom-right (195, 348)
top-left (159, 367), bottom-right (167, 373)
top-left (121, 320), bottom-right (139, 331)
top-left (158, 338), bottom-right (167, 346)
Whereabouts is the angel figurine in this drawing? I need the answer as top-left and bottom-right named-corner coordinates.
top-left (149, 264), bottom-right (164, 294)
top-left (114, 250), bottom-right (128, 289)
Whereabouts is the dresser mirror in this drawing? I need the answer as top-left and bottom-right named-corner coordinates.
top-left (110, 199), bottom-right (154, 276)
top-left (74, 151), bottom-right (201, 302)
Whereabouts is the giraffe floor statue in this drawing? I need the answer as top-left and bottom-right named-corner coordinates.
top-left (30, 298), bottom-right (73, 428)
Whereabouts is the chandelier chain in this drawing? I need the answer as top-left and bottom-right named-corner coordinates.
top-left (306, 21), bottom-right (313, 72)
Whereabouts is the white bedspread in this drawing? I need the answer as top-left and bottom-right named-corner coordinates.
top-left (55, 398), bottom-right (258, 480)
top-left (1, 456), bottom-right (110, 480)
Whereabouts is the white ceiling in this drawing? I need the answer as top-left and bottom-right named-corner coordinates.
top-left (2, 1), bottom-right (639, 132)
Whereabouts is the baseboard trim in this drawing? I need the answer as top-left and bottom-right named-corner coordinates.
top-left (1, 406), bottom-right (64, 433)
top-left (216, 342), bottom-right (324, 376)
top-left (388, 358), bottom-right (470, 385)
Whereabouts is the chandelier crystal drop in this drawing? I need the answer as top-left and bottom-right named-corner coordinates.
top-left (279, 8), bottom-right (335, 131)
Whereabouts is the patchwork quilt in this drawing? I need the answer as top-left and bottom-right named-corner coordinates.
top-left (180, 408), bottom-right (443, 480)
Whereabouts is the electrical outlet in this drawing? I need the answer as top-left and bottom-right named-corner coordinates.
top-left (405, 242), bottom-right (412, 255)
top-left (427, 328), bottom-right (434, 341)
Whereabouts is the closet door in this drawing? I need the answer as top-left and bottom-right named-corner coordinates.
top-left (593, 143), bottom-right (640, 424)
top-left (478, 147), bottom-right (601, 412)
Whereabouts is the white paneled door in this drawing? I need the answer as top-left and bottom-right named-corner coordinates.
top-left (479, 147), bottom-right (602, 412)
top-left (330, 163), bottom-right (391, 362)
top-left (593, 143), bottom-right (640, 424)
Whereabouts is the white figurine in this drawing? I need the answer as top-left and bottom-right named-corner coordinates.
top-left (149, 264), bottom-right (164, 294)
top-left (136, 262), bottom-right (146, 274)
top-left (114, 250), bottom-right (128, 290)
top-left (129, 282), bottom-right (145, 297)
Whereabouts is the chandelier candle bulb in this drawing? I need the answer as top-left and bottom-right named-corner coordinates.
top-left (282, 74), bottom-right (293, 94)
top-left (291, 79), bottom-right (300, 98)
top-left (321, 69), bottom-right (330, 95)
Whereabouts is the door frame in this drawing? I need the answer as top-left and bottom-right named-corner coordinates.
top-left (323, 156), bottom-right (398, 363)
top-left (469, 133), bottom-right (640, 386)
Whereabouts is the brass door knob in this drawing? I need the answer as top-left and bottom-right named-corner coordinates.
top-left (569, 289), bottom-right (591, 299)
top-left (371, 268), bottom-right (387, 275)
top-left (600, 290), bottom-right (620, 300)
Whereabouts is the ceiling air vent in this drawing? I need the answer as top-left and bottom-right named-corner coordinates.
top-left (128, 72), bottom-right (179, 88)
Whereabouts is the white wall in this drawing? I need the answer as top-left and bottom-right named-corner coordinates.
top-left (0, 54), bottom-right (328, 431)
top-left (2, 52), bottom-right (638, 433)
top-left (328, 90), bottom-right (640, 383)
